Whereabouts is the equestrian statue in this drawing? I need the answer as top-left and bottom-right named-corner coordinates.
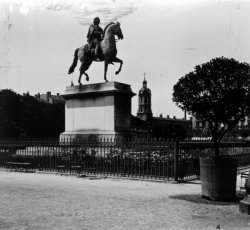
top-left (68, 17), bottom-right (124, 85)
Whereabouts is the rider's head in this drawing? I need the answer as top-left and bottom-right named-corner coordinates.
top-left (93, 17), bottom-right (100, 25)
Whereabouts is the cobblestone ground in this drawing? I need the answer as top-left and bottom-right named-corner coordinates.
top-left (1, 170), bottom-right (250, 230)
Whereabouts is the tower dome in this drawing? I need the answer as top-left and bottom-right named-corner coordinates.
top-left (137, 78), bottom-right (153, 121)
top-left (139, 78), bottom-right (151, 95)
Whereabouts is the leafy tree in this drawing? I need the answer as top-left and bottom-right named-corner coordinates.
top-left (19, 94), bottom-right (65, 137)
top-left (173, 57), bottom-right (250, 157)
top-left (0, 89), bottom-right (22, 138)
top-left (0, 89), bottom-right (64, 138)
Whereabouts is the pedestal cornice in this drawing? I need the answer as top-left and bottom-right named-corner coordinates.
top-left (62, 81), bottom-right (136, 99)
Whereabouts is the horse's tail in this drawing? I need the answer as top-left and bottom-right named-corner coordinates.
top-left (68, 48), bottom-right (79, 74)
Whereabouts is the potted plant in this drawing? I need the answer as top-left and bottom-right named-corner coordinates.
top-left (173, 57), bottom-right (250, 201)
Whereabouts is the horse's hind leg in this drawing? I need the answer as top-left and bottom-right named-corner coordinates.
top-left (84, 72), bottom-right (89, 82)
top-left (68, 48), bottom-right (79, 74)
top-left (78, 72), bottom-right (89, 86)
top-left (112, 57), bottom-right (123, 75)
top-left (78, 63), bottom-right (89, 85)
top-left (104, 61), bottom-right (109, 82)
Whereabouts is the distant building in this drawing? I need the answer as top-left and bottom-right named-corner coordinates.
top-left (132, 79), bottom-right (192, 138)
top-left (137, 78), bottom-right (153, 121)
top-left (191, 115), bottom-right (250, 137)
top-left (34, 91), bottom-right (64, 104)
top-left (237, 117), bottom-right (250, 130)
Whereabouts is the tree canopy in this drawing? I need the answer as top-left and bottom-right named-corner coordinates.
top-left (0, 89), bottom-right (64, 138)
top-left (172, 57), bottom-right (250, 156)
top-left (0, 89), bottom-right (21, 138)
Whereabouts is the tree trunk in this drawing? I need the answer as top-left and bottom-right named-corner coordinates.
top-left (210, 124), bottom-right (220, 158)
top-left (214, 141), bottom-right (220, 158)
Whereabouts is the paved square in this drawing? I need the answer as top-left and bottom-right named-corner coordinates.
top-left (0, 171), bottom-right (250, 229)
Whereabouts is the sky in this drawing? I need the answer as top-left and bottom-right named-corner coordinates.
top-left (0, 0), bottom-right (250, 119)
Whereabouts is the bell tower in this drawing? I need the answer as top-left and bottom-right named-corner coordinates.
top-left (137, 77), bottom-right (153, 121)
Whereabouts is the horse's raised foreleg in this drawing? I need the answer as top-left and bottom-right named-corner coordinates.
top-left (104, 61), bottom-right (109, 82)
top-left (112, 57), bottom-right (123, 75)
top-left (68, 48), bottom-right (79, 74)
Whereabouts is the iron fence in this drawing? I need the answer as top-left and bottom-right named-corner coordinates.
top-left (0, 138), bottom-right (250, 181)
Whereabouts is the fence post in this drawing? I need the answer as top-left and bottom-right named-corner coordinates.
top-left (174, 139), bottom-right (179, 182)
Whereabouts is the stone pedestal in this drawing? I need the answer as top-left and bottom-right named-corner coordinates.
top-left (60, 81), bottom-right (136, 140)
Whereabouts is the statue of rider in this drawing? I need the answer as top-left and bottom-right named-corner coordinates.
top-left (86, 17), bottom-right (103, 59)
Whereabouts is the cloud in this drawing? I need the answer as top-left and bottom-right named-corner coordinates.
top-left (19, 3), bottom-right (30, 15)
top-left (42, 0), bottom-right (137, 25)
top-left (11, 0), bottom-right (136, 24)
top-left (185, 48), bottom-right (198, 51)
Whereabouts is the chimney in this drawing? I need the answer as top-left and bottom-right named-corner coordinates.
top-left (167, 115), bottom-right (170, 119)
top-left (47, 91), bottom-right (51, 102)
top-left (184, 110), bottom-right (187, 120)
top-left (35, 93), bottom-right (40, 99)
top-left (23, 92), bottom-right (30, 96)
top-left (173, 116), bottom-right (176, 119)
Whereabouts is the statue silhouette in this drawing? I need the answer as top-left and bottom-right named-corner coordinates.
top-left (68, 22), bottom-right (124, 85)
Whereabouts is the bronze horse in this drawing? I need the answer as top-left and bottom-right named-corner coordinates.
top-left (68, 22), bottom-right (124, 84)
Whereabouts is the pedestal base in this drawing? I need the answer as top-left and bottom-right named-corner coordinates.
top-left (60, 82), bottom-right (135, 141)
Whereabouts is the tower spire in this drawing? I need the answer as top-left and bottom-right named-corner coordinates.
top-left (143, 72), bottom-right (147, 88)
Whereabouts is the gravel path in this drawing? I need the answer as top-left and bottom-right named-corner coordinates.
top-left (1, 170), bottom-right (250, 230)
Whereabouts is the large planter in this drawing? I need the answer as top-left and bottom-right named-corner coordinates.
top-left (200, 157), bottom-right (237, 201)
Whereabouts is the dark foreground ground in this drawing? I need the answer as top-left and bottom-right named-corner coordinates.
top-left (1, 170), bottom-right (250, 230)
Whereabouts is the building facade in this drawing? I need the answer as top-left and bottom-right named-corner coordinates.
top-left (191, 115), bottom-right (250, 138)
top-left (133, 79), bottom-right (192, 138)
top-left (35, 92), bottom-right (64, 104)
